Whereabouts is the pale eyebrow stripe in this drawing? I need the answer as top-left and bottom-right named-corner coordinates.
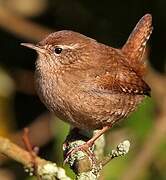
top-left (44, 44), bottom-right (79, 50)
top-left (57, 44), bottom-right (79, 49)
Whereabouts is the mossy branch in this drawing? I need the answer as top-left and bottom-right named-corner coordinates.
top-left (63, 128), bottom-right (130, 180)
top-left (0, 136), bottom-right (71, 180)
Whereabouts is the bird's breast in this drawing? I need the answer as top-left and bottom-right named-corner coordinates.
top-left (34, 69), bottom-right (80, 125)
top-left (35, 71), bottom-right (59, 112)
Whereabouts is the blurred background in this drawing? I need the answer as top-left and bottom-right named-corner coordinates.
top-left (0, 0), bottom-right (165, 179)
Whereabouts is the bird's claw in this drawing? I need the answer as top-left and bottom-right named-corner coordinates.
top-left (63, 142), bottom-right (97, 165)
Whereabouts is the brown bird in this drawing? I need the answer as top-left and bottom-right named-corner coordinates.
top-left (22, 14), bottom-right (152, 154)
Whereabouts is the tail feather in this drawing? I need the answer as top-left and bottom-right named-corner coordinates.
top-left (122, 14), bottom-right (153, 76)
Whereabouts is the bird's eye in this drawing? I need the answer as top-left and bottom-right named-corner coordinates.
top-left (54, 47), bottom-right (63, 54)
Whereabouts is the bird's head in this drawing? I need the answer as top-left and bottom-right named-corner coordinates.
top-left (21, 30), bottom-right (97, 71)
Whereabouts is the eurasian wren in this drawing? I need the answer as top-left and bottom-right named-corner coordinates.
top-left (22, 14), bottom-right (152, 149)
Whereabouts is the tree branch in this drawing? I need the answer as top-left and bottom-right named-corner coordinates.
top-left (63, 128), bottom-right (130, 179)
top-left (0, 136), bottom-right (71, 180)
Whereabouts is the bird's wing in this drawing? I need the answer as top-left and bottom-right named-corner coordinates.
top-left (89, 63), bottom-right (151, 96)
top-left (121, 14), bottom-right (153, 76)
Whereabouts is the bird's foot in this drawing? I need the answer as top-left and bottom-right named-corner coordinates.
top-left (64, 140), bottom-right (96, 164)
top-left (63, 126), bottom-right (111, 165)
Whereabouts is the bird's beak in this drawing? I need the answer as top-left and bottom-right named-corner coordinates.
top-left (21, 43), bottom-right (46, 54)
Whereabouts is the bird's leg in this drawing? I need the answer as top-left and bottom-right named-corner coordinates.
top-left (86, 126), bottom-right (110, 147)
top-left (64, 126), bottom-right (110, 162)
